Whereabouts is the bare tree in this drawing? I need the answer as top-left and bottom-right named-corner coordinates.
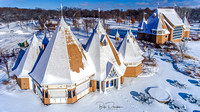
top-left (0, 49), bottom-right (17, 79)
top-left (178, 41), bottom-right (188, 61)
top-left (74, 19), bottom-right (80, 34)
top-left (147, 48), bottom-right (156, 62)
top-left (131, 16), bottom-right (136, 26)
top-left (83, 19), bottom-right (92, 37)
top-left (116, 17), bottom-right (123, 25)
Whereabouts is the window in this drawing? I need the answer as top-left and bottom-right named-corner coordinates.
top-left (114, 79), bottom-right (117, 87)
top-left (127, 39), bottom-right (129, 43)
top-left (45, 91), bottom-right (48, 98)
top-left (103, 40), bottom-right (107, 46)
top-left (110, 80), bottom-right (113, 86)
top-left (97, 81), bottom-right (99, 89)
top-left (173, 26), bottom-right (183, 40)
top-left (90, 81), bottom-right (92, 87)
top-left (68, 90), bottom-right (72, 98)
top-left (106, 81), bottom-right (109, 88)
top-left (73, 90), bottom-right (76, 97)
top-left (165, 35), bottom-right (168, 38)
top-left (110, 73), bottom-right (114, 77)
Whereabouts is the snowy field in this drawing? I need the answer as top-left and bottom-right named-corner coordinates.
top-left (0, 19), bottom-right (200, 112)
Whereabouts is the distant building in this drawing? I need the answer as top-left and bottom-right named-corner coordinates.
top-left (137, 8), bottom-right (190, 44)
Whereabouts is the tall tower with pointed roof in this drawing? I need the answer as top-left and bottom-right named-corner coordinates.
top-left (85, 20), bottom-right (126, 93)
top-left (27, 3), bottom-right (96, 104)
top-left (118, 32), bottom-right (144, 77)
top-left (13, 34), bottom-right (41, 90)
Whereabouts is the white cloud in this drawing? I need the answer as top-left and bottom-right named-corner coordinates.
top-left (135, 2), bottom-right (150, 5)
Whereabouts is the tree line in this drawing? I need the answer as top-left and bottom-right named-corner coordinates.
top-left (0, 6), bottom-right (199, 23)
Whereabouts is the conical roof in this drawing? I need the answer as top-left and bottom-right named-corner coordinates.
top-left (183, 16), bottom-right (190, 28)
top-left (118, 32), bottom-right (143, 65)
top-left (152, 17), bottom-right (164, 30)
top-left (30, 17), bottom-right (95, 85)
top-left (115, 31), bottom-right (120, 37)
top-left (128, 30), bottom-right (144, 55)
top-left (138, 16), bottom-right (147, 30)
top-left (13, 34), bottom-right (40, 78)
top-left (85, 21), bottom-right (125, 81)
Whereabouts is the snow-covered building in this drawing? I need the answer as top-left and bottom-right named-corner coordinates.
top-left (85, 21), bottom-right (126, 93)
top-left (13, 16), bottom-right (144, 104)
top-left (118, 31), bottom-right (144, 77)
top-left (29, 17), bottom-right (96, 104)
top-left (13, 34), bottom-right (41, 90)
top-left (137, 8), bottom-right (190, 44)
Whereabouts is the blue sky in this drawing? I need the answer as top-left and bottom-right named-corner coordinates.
top-left (0, 0), bottom-right (199, 10)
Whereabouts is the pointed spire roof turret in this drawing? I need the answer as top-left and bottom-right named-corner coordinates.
top-left (118, 32), bottom-right (143, 65)
top-left (152, 16), bottom-right (163, 30)
top-left (13, 34), bottom-right (40, 78)
top-left (183, 14), bottom-right (190, 29)
top-left (129, 29), bottom-right (134, 38)
top-left (138, 15), bottom-right (147, 30)
top-left (116, 30), bottom-right (120, 37)
top-left (30, 16), bottom-right (95, 86)
top-left (85, 21), bottom-right (125, 81)
top-left (115, 30), bottom-right (120, 40)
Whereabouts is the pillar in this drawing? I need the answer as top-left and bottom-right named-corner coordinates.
top-left (99, 81), bottom-right (102, 93)
top-left (103, 81), bottom-right (107, 93)
top-left (117, 78), bottom-right (121, 90)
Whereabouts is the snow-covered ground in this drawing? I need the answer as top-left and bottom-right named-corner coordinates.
top-left (0, 19), bottom-right (200, 112)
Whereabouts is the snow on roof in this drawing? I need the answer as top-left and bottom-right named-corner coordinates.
top-left (163, 19), bottom-right (174, 30)
top-left (118, 32), bottom-right (144, 65)
top-left (12, 34), bottom-right (41, 78)
top-left (152, 17), bottom-right (163, 30)
top-left (115, 31), bottom-right (120, 37)
top-left (146, 12), bottom-right (171, 35)
top-left (138, 16), bottom-right (147, 30)
top-left (157, 8), bottom-right (184, 26)
top-left (85, 21), bottom-right (126, 81)
top-left (30, 17), bottom-right (95, 86)
top-left (151, 16), bottom-right (170, 35)
top-left (182, 16), bottom-right (190, 29)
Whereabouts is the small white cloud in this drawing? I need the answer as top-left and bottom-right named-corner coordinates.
top-left (135, 2), bottom-right (150, 5)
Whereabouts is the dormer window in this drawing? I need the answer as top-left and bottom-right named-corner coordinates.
top-left (158, 31), bottom-right (162, 34)
top-left (127, 39), bottom-right (130, 43)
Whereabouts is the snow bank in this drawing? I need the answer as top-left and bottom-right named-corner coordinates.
top-left (14, 30), bottom-right (31, 35)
